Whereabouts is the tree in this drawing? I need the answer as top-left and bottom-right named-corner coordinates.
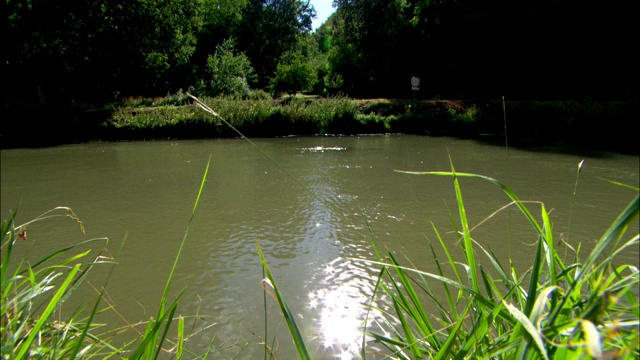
top-left (4, 0), bottom-right (203, 106)
top-left (207, 38), bottom-right (255, 98)
top-left (237, 0), bottom-right (316, 88)
top-left (135, 0), bottom-right (203, 93)
top-left (193, 0), bottom-right (248, 83)
top-left (328, 0), bottom-right (415, 97)
top-left (269, 52), bottom-right (317, 96)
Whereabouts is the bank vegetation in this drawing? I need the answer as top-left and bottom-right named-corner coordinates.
top-left (3, 93), bottom-right (637, 156)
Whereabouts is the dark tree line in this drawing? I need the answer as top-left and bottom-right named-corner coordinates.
top-left (327, 0), bottom-right (636, 99)
top-left (3, 0), bottom-right (635, 108)
top-left (3, 0), bottom-right (315, 106)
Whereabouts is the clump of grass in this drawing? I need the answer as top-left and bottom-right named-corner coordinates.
top-left (245, 89), bottom-right (273, 100)
top-left (354, 113), bottom-right (398, 130)
top-left (258, 159), bottom-right (639, 359)
top-left (1, 207), bottom-right (115, 359)
top-left (1, 158), bottom-right (212, 359)
top-left (117, 90), bottom-right (191, 108)
top-left (363, 161), bottom-right (639, 359)
top-left (448, 104), bottom-right (479, 124)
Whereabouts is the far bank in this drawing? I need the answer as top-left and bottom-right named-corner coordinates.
top-left (2, 96), bottom-right (637, 155)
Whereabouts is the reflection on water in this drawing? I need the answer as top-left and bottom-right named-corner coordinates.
top-left (307, 257), bottom-right (384, 359)
top-left (299, 146), bottom-right (348, 153)
top-left (1, 135), bottom-right (638, 359)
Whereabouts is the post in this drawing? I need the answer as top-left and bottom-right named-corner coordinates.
top-left (410, 77), bottom-right (420, 110)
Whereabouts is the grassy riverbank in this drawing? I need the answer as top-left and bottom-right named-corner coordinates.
top-left (2, 94), bottom-right (638, 155)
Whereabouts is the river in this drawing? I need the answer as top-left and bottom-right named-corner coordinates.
top-left (1, 135), bottom-right (638, 359)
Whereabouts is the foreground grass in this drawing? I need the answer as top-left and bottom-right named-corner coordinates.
top-left (2, 166), bottom-right (638, 359)
top-left (1, 158), bottom-right (211, 360)
top-left (259, 160), bottom-right (639, 359)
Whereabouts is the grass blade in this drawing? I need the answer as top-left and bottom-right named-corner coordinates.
top-left (14, 263), bottom-right (82, 360)
top-left (581, 319), bottom-right (603, 359)
top-left (434, 303), bottom-right (470, 360)
top-left (256, 242), bottom-right (310, 360)
top-left (447, 156), bottom-right (480, 295)
top-left (579, 194), bottom-right (638, 280)
top-left (387, 250), bottom-right (443, 350)
top-left (503, 300), bottom-right (549, 360)
top-left (159, 155), bottom-right (211, 314)
top-left (177, 316), bottom-right (185, 359)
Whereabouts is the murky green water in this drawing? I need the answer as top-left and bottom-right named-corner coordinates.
top-left (2, 135), bottom-right (638, 358)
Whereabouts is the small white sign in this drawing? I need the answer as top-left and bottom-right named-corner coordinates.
top-left (412, 87), bottom-right (419, 91)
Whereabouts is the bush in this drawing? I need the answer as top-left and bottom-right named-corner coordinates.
top-left (206, 38), bottom-right (255, 99)
top-left (269, 52), bottom-right (317, 97)
top-left (246, 89), bottom-right (272, 100)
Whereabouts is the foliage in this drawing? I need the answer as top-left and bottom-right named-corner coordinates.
top-left (4, 0), bottom-right (634, 111)
top-left (269, 52), bottom-right (318, 97)
top-left (4, 0), bottom-right (204, 104)
top-left (324, 0), bottom-right (635, 99)
top-left (295, 32), bottom-right (330, 95)
top-left (329, 0), bottom-right (413, 97)
top-left (206, 38), bottom-right (255, 98)
top-left (236, 0), bottom-right (316, 88)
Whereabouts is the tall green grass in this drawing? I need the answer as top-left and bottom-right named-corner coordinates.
top-left (1, 157), bottom-right (211, 359)
top-left (256, 161), bottom-right (639, 359)
top-left (363, 162), bottom-right (639, 359)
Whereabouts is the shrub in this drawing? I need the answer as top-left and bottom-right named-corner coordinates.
top-left (246, 89), bottom-right (272, 100)
top-left (206, 38), bottom-right (255, 99)
top-left (269, 52), bottom-right (317, 97)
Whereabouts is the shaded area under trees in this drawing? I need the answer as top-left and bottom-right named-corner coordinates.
top-left (2, 0), bottom-right (636, 111)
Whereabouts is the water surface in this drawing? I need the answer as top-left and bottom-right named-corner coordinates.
top-left (2, 135), bottom-right (638, 358)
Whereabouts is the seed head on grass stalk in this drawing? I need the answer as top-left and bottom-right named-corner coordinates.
top-left (1, 208), bottom-right (113, 359)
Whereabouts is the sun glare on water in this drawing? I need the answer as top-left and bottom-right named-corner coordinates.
top-left (307, 258), bottom-right (384, 358)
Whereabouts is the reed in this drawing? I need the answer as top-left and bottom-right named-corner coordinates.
top-left (361, 164), bottom-right (639, 359)
top-left (255, 162), bottom-right (639, 358)
top-left (1, 207), bottom-right (115, 359)
top-left (1, 157), bottom-right (211, 359)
